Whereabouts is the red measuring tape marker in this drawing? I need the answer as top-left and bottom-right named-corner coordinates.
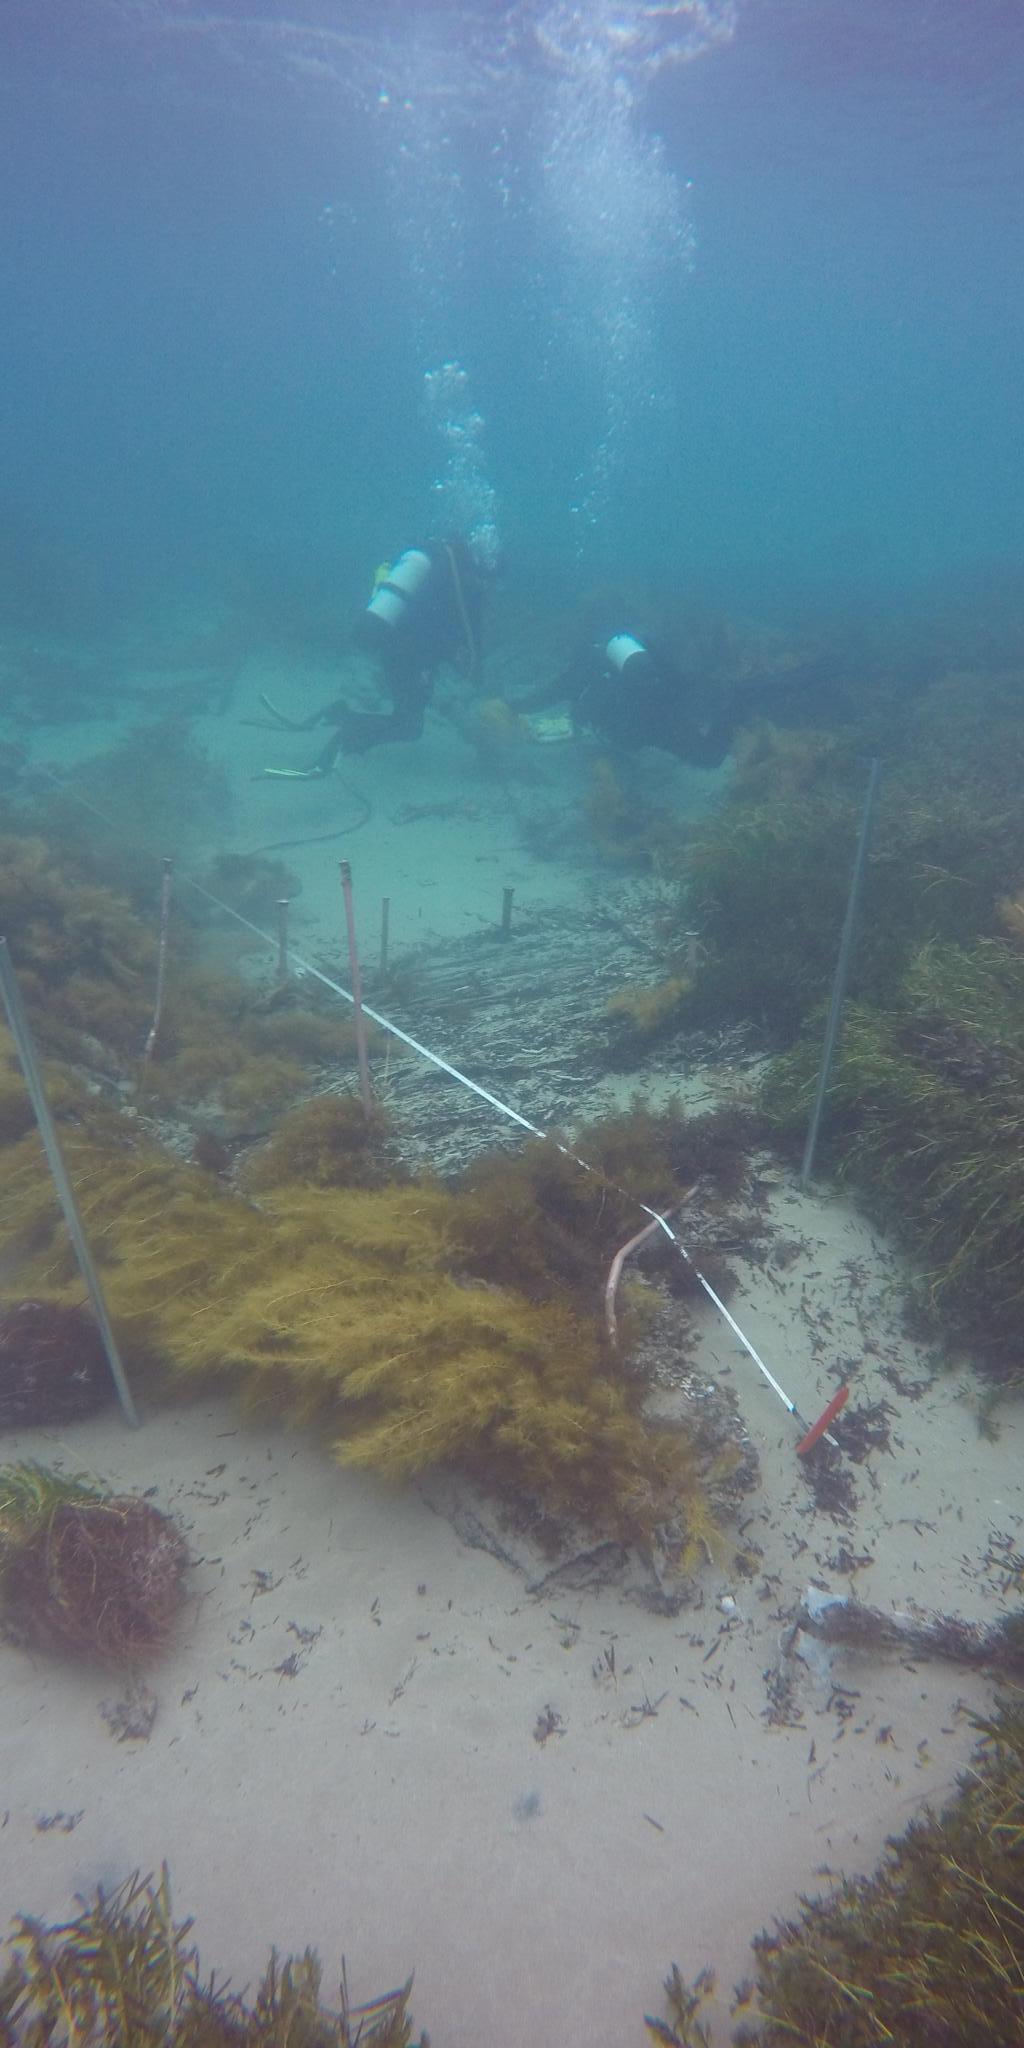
top-left (796, 1383), bottom-right (850, 1457)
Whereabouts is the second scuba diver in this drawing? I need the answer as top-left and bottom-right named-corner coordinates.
top-left (259, 536), bottom-right (485, 778)
top-left (512, 629), bottom-right (736, 766)
top-left (512, 627), bottom-right (836, 765)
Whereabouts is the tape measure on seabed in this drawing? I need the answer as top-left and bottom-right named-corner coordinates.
top-left (35, 761), bottom-right (846, 1457)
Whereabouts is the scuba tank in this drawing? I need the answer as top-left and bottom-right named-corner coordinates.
top-left (573, 630), bottom-right (668, 750)
top-left (604, 632), bottom-right (658, 684)
top-left (577, 631), bottom-right (658, 729)
top-left (362, 548), bottom-right (433, 634)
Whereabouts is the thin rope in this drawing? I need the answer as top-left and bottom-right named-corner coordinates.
top-left (443, 542), bottom-right (480, 686)
top-left (29, 765), bottom-right (822, 1433)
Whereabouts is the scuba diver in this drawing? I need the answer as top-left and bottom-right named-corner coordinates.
top-left (513, 628), bottom-right (838, 765)
top-left (513, 630), bottom-right (735, 766)
top-left (259, 536), bottom-right (485, 777)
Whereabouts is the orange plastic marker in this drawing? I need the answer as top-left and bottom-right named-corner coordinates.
top-left (796, 1383), bottom-right (850, 1456)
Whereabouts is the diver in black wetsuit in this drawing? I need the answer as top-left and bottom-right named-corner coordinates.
top-left (514, 630), bottom-right (734, 765)
top-left (260, 537), bottom-right (485, 777)
top-left (514, 628), bottom-right (837, 765)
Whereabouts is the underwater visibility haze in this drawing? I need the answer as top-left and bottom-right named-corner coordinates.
top-left (2, 0), bottom-right (1023, 632)
top-left (2, 6), bottom-right (1024, 2048)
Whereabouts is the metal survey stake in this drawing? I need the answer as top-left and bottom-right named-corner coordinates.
top-left (801, 759), bottom-right (882, 1187)
top-left (0, 938), bottom-right (141, 1428)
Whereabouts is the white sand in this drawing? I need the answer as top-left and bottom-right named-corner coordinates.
top-left (3, 1192), bottom-right (1020, 2045)
top-left (194, 652), bottom-right (724, 960)
top-left (2, 659), bottom-right (1022, 2043)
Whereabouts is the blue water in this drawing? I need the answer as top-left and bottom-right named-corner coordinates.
top-left (3, 13), bottom-right (1024, 2037)
top-left (1, 0), bottom-right (1023, 641)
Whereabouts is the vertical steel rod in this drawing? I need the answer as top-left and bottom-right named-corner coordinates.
top-left (0, 938), bottom-right (140, 1427)
top-left (276, 897), bottom-right (290, 983)
top-left (339, 861), bottom-right (374, 1119)
top-left (143, 855), bottom-right (174, 1064)
top-left (800, 759), bottom-right (882, 1187)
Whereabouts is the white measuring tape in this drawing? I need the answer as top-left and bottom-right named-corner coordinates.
top-left (30, 768), bottom-right (841, 1445)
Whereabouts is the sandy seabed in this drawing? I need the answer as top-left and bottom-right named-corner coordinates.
top-left (2, 658), bottom-right (1023, 2046)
